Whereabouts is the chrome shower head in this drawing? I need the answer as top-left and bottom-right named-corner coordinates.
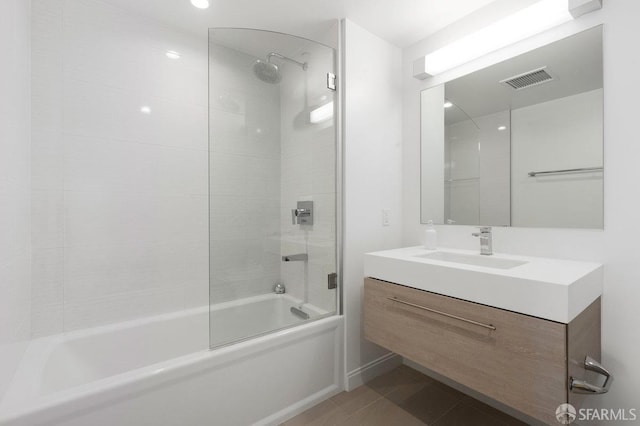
top-left (253, 59), bottom-right (282, 84)
top-left (253, 52), bottom-right (307, 84)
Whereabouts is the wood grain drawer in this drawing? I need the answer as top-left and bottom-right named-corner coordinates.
top-left (364, 277), bottom-right (567, 424)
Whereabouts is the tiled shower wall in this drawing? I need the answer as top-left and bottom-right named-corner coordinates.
top-left (208, 35), bottom-right (336, 311)
top-left (0, 0), bottom-right (32, 399)
top-left (444, 110), bottom-right (510, 226)
top-left (279, 42), bottom-right (337, 313)
top-left (30, 0), bottom-right (209, 336)
top-left (208, 42), bottom-right (282, 303)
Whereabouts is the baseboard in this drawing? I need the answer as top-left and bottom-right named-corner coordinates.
top-left (346, 352), bottom-right (402, 391)
top-left (256, 384), bottom-right (342, 426)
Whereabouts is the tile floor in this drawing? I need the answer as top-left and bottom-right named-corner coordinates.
top-left (281, 365), bottom-right (528, 426)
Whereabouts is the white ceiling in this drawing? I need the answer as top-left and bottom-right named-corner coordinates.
top-left (100, 0), bottom-right (498, 47)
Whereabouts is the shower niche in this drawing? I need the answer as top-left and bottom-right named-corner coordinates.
top-left (208, 29), bottom-right (339, 348)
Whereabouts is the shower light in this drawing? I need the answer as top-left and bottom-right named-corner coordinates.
top-left (414, 0), bottom-right (574, 78)
top-left (310, 102), bottom-right (334, 124)
top-left (140, 106), bottom-right (152, 114)
top-left (498, 126), bottom-right (507, 131)
top-left (166, 50), bottom-right (181, 60)
top-left (190, 0), bottom-right (209, 9)
top-left (444, 101), bottom-right (453, 108)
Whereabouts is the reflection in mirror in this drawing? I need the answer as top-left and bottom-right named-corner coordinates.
top-left (421, 26), bottom-right (603, 229)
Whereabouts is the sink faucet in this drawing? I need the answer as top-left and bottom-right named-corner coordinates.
top-left (472, 227), bottom-right (493, 255)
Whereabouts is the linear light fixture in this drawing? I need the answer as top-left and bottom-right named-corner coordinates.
top-left (413, 0), bottom-right (600, 79)
top-left (310, 102), bottom-right (334, 124)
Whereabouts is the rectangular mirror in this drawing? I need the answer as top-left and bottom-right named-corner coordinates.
top-left (421, 26), bottom-right (603, 229)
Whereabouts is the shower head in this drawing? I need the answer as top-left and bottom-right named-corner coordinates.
top-left (253, 52), bottom-right (307, 84)
top-left (253, 59), bottom-right (282, 84)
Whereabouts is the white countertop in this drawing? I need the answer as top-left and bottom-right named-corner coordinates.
top-left (364, 246), bottom-right (603, 323)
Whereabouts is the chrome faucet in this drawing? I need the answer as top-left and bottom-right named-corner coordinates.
top-left (472, 227), bottom-right (493, 255)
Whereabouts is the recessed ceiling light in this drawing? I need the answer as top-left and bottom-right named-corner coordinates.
top-left (166, 51), bottom-right (181, 60)
top-left (498, 126), bottom-right (507, 131)
top-left (140, 106), bottom-right (152, 114)
top-left (444, 101), bottom-right (453, 108)
top-left (190, 0), bottom-right (209, 9)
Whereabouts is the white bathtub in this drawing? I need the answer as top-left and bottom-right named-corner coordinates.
top-left (0, 294), bottom-right (343, 426)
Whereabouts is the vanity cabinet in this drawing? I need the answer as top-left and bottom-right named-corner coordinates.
top-left (364, 277), bottom-right (601, 425)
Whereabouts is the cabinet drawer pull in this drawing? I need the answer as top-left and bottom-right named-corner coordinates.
top-left (387, 297), bottom-right (497, 331)
top-left (570, 356), bottom-right (613, 394)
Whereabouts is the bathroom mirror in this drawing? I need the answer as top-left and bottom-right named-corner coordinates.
top-left (420, 26), bottom-right (603, 229)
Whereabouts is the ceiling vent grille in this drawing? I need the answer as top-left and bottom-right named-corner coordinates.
top-left (500, 67), bottom-right (553, 90)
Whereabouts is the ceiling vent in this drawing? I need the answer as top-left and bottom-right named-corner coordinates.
top-left (500, 67), bottom-right (553, 90)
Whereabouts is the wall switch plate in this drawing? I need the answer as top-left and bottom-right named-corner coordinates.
top-left (382, 209), bottom-right (391, 226)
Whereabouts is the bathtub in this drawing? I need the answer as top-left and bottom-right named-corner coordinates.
top-left (0, 294), bottom-right (343, 426)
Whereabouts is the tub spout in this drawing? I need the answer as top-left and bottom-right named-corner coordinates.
top-left (282, 253), bottom-right (308, 262)
top-left (291, 306), bottom-right (310, 320)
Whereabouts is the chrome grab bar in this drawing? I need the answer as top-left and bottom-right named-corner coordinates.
top-left (387, 297), bottom-right (496, 331)
top-left (570, 356), bottom-right (614, 394)
top-left (528, 167), bottom-right (603, 177)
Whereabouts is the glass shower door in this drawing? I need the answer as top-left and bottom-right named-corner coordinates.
top-left (208, 28), bottom-right (338, 348)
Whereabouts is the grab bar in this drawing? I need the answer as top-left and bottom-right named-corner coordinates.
top-left (387, 297), bottom-right (496, 331)
top-left (528, 167), bottom-right (603, 177)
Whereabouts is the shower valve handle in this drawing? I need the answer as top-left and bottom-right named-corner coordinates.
top-left (291, 208), bottom-right (310, 224)
top-left (291, 201), bottom-right (313, 225)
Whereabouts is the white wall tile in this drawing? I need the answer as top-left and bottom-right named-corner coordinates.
top-left (31, 190), bottom-right (64, 250)
top-left (208, 41), bottom-right (282, 306)
top-left (63, 79), bottom-right (208, 151)
top-left (31, 130), bottom-right (63, 191)
top-left (64, 191), bottom-right (207, 248)
top-left (0, 0), bottom-right (31, 397)
top-left (30, 0), bottom-right (210, 335)
top-left (30, 248), bottom-right (64, 337)
top-left (63, 134), bottom-right (208, 195)
top-left (64, 288), bottom-right (185, 332)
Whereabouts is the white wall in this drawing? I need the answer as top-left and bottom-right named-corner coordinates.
top-left (343, 19), bottom-right (403, 387)
top-left (0, 0), bottom-right (31, 400)
top-left (31, 0), bottom-right (209, 335)
top-left (511, 89), bottom-right (603, 228)
top-left (402, 0), bottom-right (640, 419)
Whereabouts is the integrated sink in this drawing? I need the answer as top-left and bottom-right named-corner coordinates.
top-left (414, 251), bottom-right (528, 270)
top-left (364, 246), bottom-right (603, 323)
